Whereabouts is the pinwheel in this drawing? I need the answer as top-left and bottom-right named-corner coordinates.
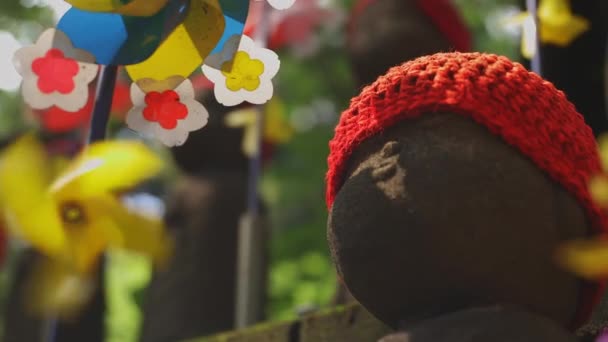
top-left (0, 134), bottom-right (171, 318)
top-left (224, 96), bottom-right (293, 158)
top-left (13, 0), bottom-right (295, 146)
top-left (507, 0), bottom-right (589, 59)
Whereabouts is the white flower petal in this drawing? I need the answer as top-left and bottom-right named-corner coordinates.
top-left (53, 81), bottom-right (91, 112)
top-left (236, 34), bottom-right (256, 54)
top-left (214, 81), bottom-right (245, 107)
top-left (174, 78), bottom-right (195, 100)
top-left (179, 99), bottom-right (209, 131)
top-left (126, 106), bottom-right (156, 139)
top-left (244, 80), bottom-right (273, 105)
top-left (12, 46), bottom-right (39, 76)
top-left (201, 64), bottom-right (223, 84)
top-left (154, 126), bottom-right (190, 147)
top-left (256, 48), bottom-right (280, 80)
top-left (267, 0), bottom-right (296, 11)
top-left (21, 77), bottom-right (53, 110)
top-left (129, 82), bottom-right (146, 106)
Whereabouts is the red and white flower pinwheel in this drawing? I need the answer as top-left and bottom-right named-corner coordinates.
top-left (126, 78), bottom-right (208, 147)
top-left (13, 28), bottom-right (99, 112)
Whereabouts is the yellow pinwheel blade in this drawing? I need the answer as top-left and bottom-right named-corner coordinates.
top-left (597, 134), bottom-right (608, 171)
top-left (537, 0), bottom-right (589, 46)
top-left (89, 195), bottom-right (172, 268)
top-left (589, 176), bottom-right (608, 208)
top-left (556, 238), bottom-right (608, 279)
top-left (126, 0), bottom-right (225, 82)
top-left (0, 135), bottom-right (67, 255)
top-left (24, 256), bottom-right (97, 320)
top-left (64, 0), bottom-right (170, 16)
top-left (16, 199), bottom-right (67, 257)
top-left (0, 134), bottom-right (52, 208)
top-left (50, 140), bottom-right (163, 199)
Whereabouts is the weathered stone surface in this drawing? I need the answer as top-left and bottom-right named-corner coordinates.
top-left (187, 320), bottom-right (295, 342)
top-left (300, 304), bottom-right (391, 342)
top-left (187, 304), bottom-right (391, 342)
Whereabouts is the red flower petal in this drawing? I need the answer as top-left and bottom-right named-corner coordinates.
top-left (143, 90), bottom-right (188, 130)
top-left (32, 49), bottom-right (80, 95)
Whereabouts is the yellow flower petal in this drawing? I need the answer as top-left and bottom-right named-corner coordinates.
top-left (556, 238), bottom-right (608, 279)
top-left (51, 140), bottom-right (163, 199)
top-left (221, 51), bottom-right (265, 92)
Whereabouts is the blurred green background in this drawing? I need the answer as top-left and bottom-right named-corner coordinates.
top-left (0, 0), bottom-right (518, 341)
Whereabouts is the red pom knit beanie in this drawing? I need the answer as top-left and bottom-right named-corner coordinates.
top-left (326, 52), bottom-right (608, 327)
top-left (347, 0), bottom-right (472, 52)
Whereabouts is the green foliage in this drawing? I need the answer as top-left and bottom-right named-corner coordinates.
top-left (0, 1), bottom-right (53, 39)
top-left (105, 250), bottom-right (152, 342)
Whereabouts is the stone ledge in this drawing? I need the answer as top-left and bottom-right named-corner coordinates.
top-left (186, 303), bottom-right (391, 342)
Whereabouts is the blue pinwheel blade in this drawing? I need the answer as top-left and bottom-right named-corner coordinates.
top-left (56, 0), bottom-right (190, 66)
top-left (211, 0), bottom-right (249, 55)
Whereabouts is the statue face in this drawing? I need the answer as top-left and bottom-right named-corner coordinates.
top-left (328, 113), bottom-right (589, 328)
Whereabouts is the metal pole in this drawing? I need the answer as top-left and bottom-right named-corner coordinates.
top-left (235, 1), bottom-right (272, 328)
top-left (44, 65), bottom-right (117, 342)
top-left (526, 0), bottom-right (542, 75)
top-left (88, 65), bottom-right (118, 143)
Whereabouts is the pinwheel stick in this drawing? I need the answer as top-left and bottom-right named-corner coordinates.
top-left (526, 0), bottom-right (542, 75)
top-left (235, 0), bottom-right (272, 329)
top-left (88, 65), bottom-right (119, 142)
top-left (43, 65), bottom-right (118, 342)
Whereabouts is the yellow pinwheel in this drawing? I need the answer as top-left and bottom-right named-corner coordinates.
top-left (537, 0), bottom-right (590, 46)
top-left (557, 135), bottom-right (608, 279)
top-left (0, 134), bottom-right (172, 318)
top-left (506, 0), bottom-right (590, 59)
top-left (224, 96), bottom-right (294, 157)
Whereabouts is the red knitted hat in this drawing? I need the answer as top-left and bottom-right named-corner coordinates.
top-left (325, 52), bottom-right (608, 327)
top-left (347, 0), bottom-right (472, 52)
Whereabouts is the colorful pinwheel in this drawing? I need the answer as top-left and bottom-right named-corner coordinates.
top-left (13, 0), bottom-right (295, 146)
top-left (0, 134), bottom-right (171, 318)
